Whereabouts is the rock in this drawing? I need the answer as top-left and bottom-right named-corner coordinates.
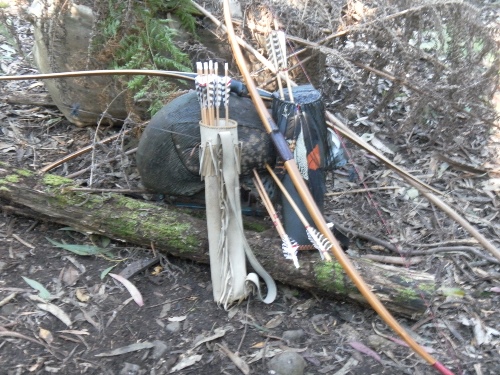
top-left (27, 0), bottom-right (129, 126)
top-left (119, 362), bottom-right (140, 375)
top-left (366, 334), bottom-right (398, 351)
top-left (281, 329), bottom-right (305, 345)
top-left (166, 321), bottom-right (181, 333)
top-left (151, 340), bottom-right (169, 360)
top-left (227, 0), bottom-right (243, 19)
top-left (0, 304), bottom-right (17, 316)
top-left (268, 351), bottom-right (306, 375)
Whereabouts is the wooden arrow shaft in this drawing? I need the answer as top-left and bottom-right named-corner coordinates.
top-left (264, 163), bottom-right (332, 261)
top-left (252, 170), bottom-right (285, 238)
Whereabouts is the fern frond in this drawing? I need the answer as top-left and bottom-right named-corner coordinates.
top-left (92, 0), bottom-right (195, 115)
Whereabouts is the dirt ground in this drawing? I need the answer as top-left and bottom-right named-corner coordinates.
top-left (1, 1), bottom-right (500, 375)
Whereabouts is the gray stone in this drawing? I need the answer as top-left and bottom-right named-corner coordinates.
top-left (166, 321), bottom-right (181, 333)
top-left (119, 362), bottom-right (140, 375)
top-left (0, 304), bottom-right (17, 316)
top-left (151, 340), bottom-right (169, 360)
top-left (282, 329), bottom-right (305, 345)
top-left (27, 0), bottom-right (129, 126)
top-left (268, 351), bottom-right (306, 375)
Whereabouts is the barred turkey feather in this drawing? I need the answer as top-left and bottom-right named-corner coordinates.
top-left (306, 226), bottom-right (332, 261)
top-left (281, 235), bottom-right (299, 268)
top-left (294, 124), bottom-right (309, 181)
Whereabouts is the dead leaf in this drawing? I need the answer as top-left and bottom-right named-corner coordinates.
top-left (168, 316), bottom-right (187, 322)
top-left (461, 317), bottom-right (500, 345)
top-left (77, 307), bottom-right (100, 330)
top-left (227, 306), bottom-right (239, 319)
top-left (265, 315), bottom-right (283, 329)
top-left (192, 328), bottom-right (226, 349)
top-left (57, 329), bottom-right (89, 335)
top-left (250, 342), bottom-right (266, 349)
top-left (169, 353), bottom-right (202, 372)
top-left (39, 328), bottom-right (53, 344)
top-left (159, 302), bottom-right (172, 318)
top-left (37, 303), bottom-right (72, 327)
top-left (109, 273), bottom-right (144, 307)
top-left (370, 135), bottom-right (394, 155)
top-left (482, 179), bottom-right (500, 192)
top-left (62, 255), bottom-right (86, 273)
top-left (76, 288), bottom-right (90, 302)
top-left (95, 342), bottom-right (155, 357)
top-left (246, 347), bottom-right (282, 364)
top-left (329, 356), bottom-right (359, 375)
top-left (217, 344), bottom-right (250, 374)
top-left (0, 331), bottom-right (45, 346)
top-left (403, 187), bottom-right (419, 200)
top-left (27, 358), bottom-right (45, 372)
top-left (348, 341), bottom-right (382, 363)
top-left (0, 292), bottom-right (17, 307)
top-left (61, 265), bottom-right (80, 286)
top-left (438, 162), bottom-right (450, 178)
top-left (118, 257), bottom-right (160, 279)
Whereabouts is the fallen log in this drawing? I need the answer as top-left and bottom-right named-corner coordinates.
top-left (0, 163), bottom-right (439, 318)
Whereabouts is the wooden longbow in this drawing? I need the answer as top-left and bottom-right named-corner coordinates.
top-left (0, 70), bottom-right (273, 100)
top-left (222, 1), bottom-right (454, 374)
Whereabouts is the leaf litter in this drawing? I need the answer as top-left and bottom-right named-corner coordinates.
top-left (109, 273), bottom-right (144, 307)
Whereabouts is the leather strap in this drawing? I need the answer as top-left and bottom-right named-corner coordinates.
top-left (219, 131), bottom-right (277, 304)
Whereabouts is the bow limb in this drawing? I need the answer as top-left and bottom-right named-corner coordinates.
top-left (0, 70), bottom-right (198, 81)
top-left (0, 69), bottom-right (274, 100)
top-left (222, 1), bottom-right (453, 374)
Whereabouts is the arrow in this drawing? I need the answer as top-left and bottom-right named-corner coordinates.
top-left (252, 169), bottom-right (300, 268)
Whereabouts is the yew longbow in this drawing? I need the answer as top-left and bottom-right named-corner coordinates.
top-left (222, 1), bottom-right (454, 374)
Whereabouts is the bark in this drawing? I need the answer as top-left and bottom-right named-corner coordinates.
top-left (0, 164), bottom-right (439, 318)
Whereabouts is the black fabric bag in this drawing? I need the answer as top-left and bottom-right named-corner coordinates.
top-left (271, 85), bottom-right (331, 245)
top-left (137, 91), bottom-right (276, 196)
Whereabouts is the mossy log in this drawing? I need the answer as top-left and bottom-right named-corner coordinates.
top-left (0, 163), bottom-right (438, 318)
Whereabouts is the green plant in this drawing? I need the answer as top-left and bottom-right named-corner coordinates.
top-left (94, 0), bottom-right (197, 115)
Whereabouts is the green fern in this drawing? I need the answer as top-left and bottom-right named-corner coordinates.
top-left (94, 0), bottom-right (197, 115)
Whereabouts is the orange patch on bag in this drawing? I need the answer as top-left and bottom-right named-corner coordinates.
top-left (307, 145), bottom-right (321, 170)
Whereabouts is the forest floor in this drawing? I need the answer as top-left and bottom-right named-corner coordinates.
top-left (0, 1), bottom-right (499, 375)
